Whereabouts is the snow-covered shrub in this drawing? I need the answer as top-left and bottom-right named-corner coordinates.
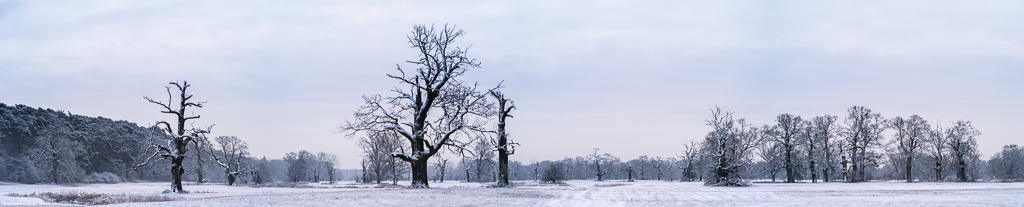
top-left (82, 172), bottom-right (123, 183)
top-left (542, 162), bottom-right (566, 183)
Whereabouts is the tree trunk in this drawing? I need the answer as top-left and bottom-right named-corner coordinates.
top-left (410, 158), bottom-right (429, 187)
top-left (823, 166), bottom-right (830, 182)
top-left (935, 161), bottom-right (942, 182)
top-left (494, 95), bottom-right (512, 187)
top-left (51, 151), bottom-right (58, 183)
top-left (809, 160), bottom-right (816, 183)
top-left (197, 168), bottom-right (205, 184)
top-left (498, 149), bottom-right (508, 186)
top-left (905, 156), bottom-right (913, 182)
top-left (785, 146), bottom-right (795, 183)
top-left (171, 157), bottom-right (184, 193)
top-left (858, 148), bottom-right (866, 182)
top-left (957, 158), bottom-right (967, 182)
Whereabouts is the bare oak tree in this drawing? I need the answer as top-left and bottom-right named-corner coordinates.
top-left (704, 107), bottom-right (760, 186)
top-left (946, 120), bottom-right (979, 182)
top-left (209, 136), bottom-right (249, 186)
top-left (842, 106), bottom-right (884, 182)
top-left (133, 81), bottom-right (211, 193)
top-left (767, 114), bottom-right (803, 183)
top-left (927, 123), bottom-right (948, 181)
top-left (589, 148), bottom-right (615, 181)
top-left (678, 141), bottom-right (700, 181)
top-left (342, 24), bottom-right (489, 188)
top-left (888, 115), bottom-right (929, 182)
top-left (811, 115), bottom-right (839, 182)
top-left (320, 152), bottom-right (340, 184)
top-left (758, 142), bottom-right (785, 182)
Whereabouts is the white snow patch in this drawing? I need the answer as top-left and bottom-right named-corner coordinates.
top-left (1, 180), bottom-right (1022, 206)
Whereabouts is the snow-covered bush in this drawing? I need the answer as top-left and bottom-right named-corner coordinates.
top-left (542, 162), bottom-right (566, 183)
top-left (82, 172), bottom-right (124, 183)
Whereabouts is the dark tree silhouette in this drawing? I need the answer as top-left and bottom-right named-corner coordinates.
top-left (946, 120), bottom-right (979, 182)
top-left (133, 81), bottom-right (211, 193)
top-left (342, 24), bottom-right (490, 188)
top-left (488, 87), bottom-right (517, 187)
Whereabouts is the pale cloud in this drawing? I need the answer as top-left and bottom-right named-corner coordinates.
top-left (1, 0), bottom-right (1021, 166)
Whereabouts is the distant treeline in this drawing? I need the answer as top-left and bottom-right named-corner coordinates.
top-left (0, 103), bottom-right (161, 183)
top-left (0, 103), bottom-right (343, 185)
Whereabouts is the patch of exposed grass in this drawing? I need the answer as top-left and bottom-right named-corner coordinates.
top-left (249, 182), bottom-right (315, 188)
top-left (8, 191), bottom-right (174, 205)
top-left (598, 182), bottom-right (626, 187)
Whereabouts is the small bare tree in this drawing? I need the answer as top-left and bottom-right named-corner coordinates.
top-left (359, 131), bottom-right (404, 183)
top-left (133, 81), bottom-right (211, 193)
top-left (529, 160), bottom-right (542, 182)
top-left (433, 157), bottom-right (451, 182)
top-left (927, 123), bottom-right (948, 182)
top-left (757, 142), bottom-right (785, 182)
top-left (320, 153), bottom-right (340, 184)
top-left (208, 136), bottom-right (249, 186)
top-left (652, 157), bottom-right (666, 180)
top-left (471, 141), bottom-right (495, 182)
top-left (589, 148), bottom-right (614, 181)
top-left (622, 165), bottom-right (636, 182)
top-left (678, 141), bottom-right (700, 181)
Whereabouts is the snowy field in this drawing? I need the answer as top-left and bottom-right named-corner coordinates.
top-left (2, 180), bottom-right (1023, 206)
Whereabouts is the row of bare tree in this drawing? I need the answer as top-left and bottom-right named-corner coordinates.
top-left (699, 106), bottom-right (986, 185)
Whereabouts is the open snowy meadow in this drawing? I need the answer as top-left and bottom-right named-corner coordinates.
top-left (3, 180), bottom-right (1023, 206)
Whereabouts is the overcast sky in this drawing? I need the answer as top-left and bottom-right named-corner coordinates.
top-left (1, 0), bottom-right (1021, 168)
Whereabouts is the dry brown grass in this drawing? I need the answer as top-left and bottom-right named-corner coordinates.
top-left (7, 191), bottom-right (174, 205)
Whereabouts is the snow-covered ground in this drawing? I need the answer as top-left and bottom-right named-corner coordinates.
top-left (2, 180), bottom-right (1023, 206)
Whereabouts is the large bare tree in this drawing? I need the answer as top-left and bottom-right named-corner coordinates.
top-left (767, 114), bottom-right (803, 183)
top-left (811, 115), bottom-right (839, 182)
top-left (704, 107), bottom-right (760, 186)
top-left (133, 81), bottom-right (211, 193)
top-left (342, 24), bottom-right (490, 188)
top-left (946, 120), bottom-right (979, 182)
top-left (842, 106), bottom-right (884, 182)
top-left (888, 115), bottom-right (929, 182)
